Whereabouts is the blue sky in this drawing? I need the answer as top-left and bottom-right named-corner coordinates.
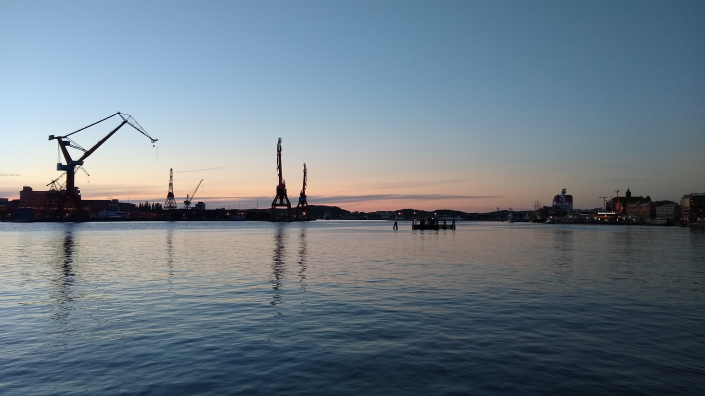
top-left (1, 0), bottom-right (703, 212)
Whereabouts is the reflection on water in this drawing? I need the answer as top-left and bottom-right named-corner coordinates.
top-left (551, 230), bottom-right (574, 278)
top-left (51, 227), bottom-right (76, 322)
top-left (298, 226), bottom-right (308, 291)
top-left (270, 224), bottom-right (286, 309)
top-left (0, 222), bottom-right (703, 395)
top-left (166, 228), bottom-right (174, 285)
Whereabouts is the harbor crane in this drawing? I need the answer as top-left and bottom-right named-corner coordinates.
top-left (184, 179), bottom-right (203, 209)
top-left (164, 168), bottom-right (177, 210)
top-left (271, 138), bottom-right (291, 220)
top-left (296, 163), bottom-right (309, 218)
top-left (48, 112), bottom-right (157, 217)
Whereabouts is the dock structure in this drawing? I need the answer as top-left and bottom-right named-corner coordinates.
top-left (412, 217), bottom-right (456, 230)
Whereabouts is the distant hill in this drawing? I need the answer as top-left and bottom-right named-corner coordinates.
top-left (306, 205), bottom-right (350, 219)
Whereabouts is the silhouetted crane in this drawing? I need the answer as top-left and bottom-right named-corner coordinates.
top-left (184, 179), bottom-right (203, 209)
top-left (48, 112), bottom-right (157, 217)
top-left (164, 168), bottom-right (177, 210)
top-left (271, 138), bottom-right (291, 220)
top-left (296, 163), bottom-right (309, 218)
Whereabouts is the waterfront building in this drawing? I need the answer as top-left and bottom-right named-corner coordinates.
top-left (626, 201), bottom-right (654, 221)
top-left (372, 211), bottom-right (394, 220)
top-left (607, 188), bottom-right (652, 213)
top-left (19, 186), bottom-right (48, 209)
top-left (681, 193), bottom-right (705, 224)
top-left (655, 203), bottom-right (681, 222)
top-left (16, 186), bottom-right (138, 217)
top-left (552, 188), bottom-right (573, 212)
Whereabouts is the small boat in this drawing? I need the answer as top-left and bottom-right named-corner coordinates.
top-left (323, 210), bottom-right (331, 220)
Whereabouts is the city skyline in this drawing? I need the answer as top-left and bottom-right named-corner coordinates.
top-left (1, 0), bottom-right (704, 212)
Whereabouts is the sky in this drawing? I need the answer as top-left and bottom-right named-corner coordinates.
top-left (1, 0), bottom-right (703, 212)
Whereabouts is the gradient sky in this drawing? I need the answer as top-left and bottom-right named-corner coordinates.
top-left (1, 0), bottom-right (704, 212)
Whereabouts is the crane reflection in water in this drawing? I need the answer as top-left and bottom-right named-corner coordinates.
top-left (298, 226), bottom-right (308, 291)
top-left (166, 228), bottom-right (175, 288)
top-left (270, 224), bottom-right (309, 314)
top-left (270, 224), bottom-right (286, 311)
top-left (50, 226), bottom-right (77, 323)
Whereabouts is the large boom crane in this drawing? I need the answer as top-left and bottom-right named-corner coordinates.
top-left (184, 179), bottom-right (203, 210)
top-left (48, 112), bottom-right (158, 217)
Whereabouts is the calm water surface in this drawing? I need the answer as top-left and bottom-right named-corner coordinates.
top-left (1, 221), bottom-right (703, 395)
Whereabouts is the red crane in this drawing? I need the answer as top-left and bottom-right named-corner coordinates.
top-left (271, 138), bottom-right (291, 220)
top-left (48, 112), bottom-right (157, 217)
top-left (296, 163), bottom-right (309, 218)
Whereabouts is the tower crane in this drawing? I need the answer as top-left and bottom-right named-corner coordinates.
top-left (599, 196), bottom-right (610, 210)
top-left (184, 179), bottom-right (203, 210)
top-left (48, 112), bottom-right (157, 217)
top-left (614, 189), bottom-right (623, 213)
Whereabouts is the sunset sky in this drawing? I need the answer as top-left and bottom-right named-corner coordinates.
top-left (1, 0), bottom-right (703, 212)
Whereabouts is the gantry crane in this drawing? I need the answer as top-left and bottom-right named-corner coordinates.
top-left (271, 138), bottom-right (291, 220)
top-left (48, 112), bottom-right (157, 217)
top-left (184, 179), bottom-right (203, 209)
top-left (296, 163), bottom-right (308, 218)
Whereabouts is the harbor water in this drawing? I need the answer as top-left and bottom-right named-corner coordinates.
top-left (1, 221), bottom-right (703, 395)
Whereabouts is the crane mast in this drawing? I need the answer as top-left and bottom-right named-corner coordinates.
top-left (48, 112), bottom-right (157, 218)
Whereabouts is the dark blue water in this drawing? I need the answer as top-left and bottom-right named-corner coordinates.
top-left (1, 221), bottom-right (703, 395)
